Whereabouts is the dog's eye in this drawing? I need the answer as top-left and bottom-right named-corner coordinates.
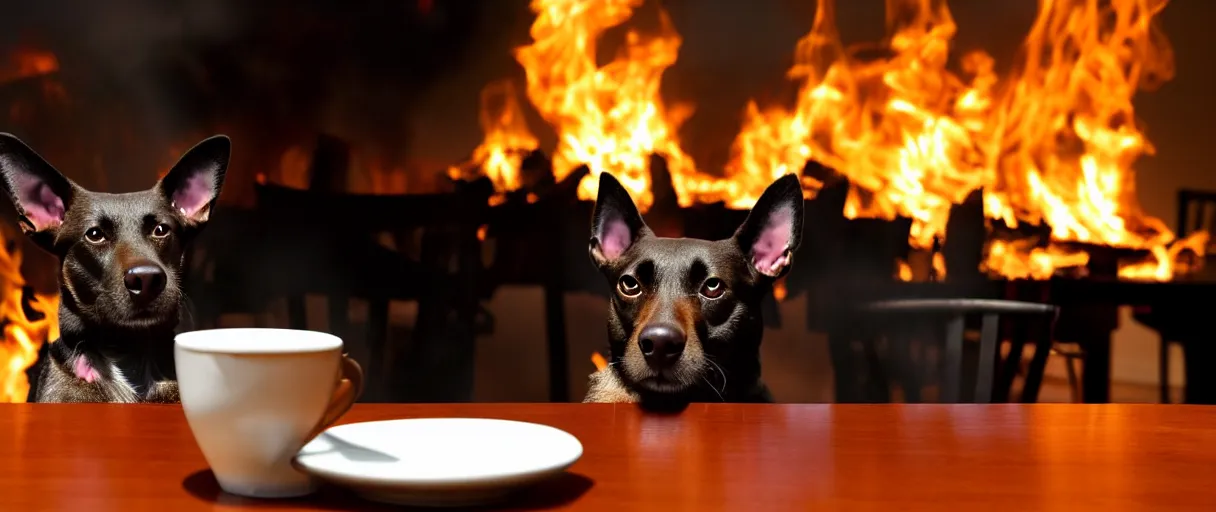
top-left (617, 275), bottom-right (642, 297)
top-left (700, 278), bottom-right (725, 299)
top-left (151, 223), bottom-right (171, 239)
top-left (84, 228), bottom-right (106, 244)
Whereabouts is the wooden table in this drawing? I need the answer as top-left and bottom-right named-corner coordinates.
top-left (3, 403), bottom-right (1216, 511)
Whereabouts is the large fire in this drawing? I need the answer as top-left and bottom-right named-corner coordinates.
top-left (463, 0), bottom-right (1204, 281)
top-left (447, 80), bottom-right (540, 205)
top-left (0, 1), bottom-right (1207, 398)
top-left (0, 234), bottom-right (59, 403)
top-left (513, 0), bottom-right (693, 211)
top-left (0, 47), bottom-right (64, 403)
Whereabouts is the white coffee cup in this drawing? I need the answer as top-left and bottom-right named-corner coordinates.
top-left (175, 328), bottom-right (364, 499)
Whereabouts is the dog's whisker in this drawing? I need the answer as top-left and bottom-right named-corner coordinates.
top-left (706, 357), bottom-right (728, 395)
top-left (701, 375), bottom-right (725, 402)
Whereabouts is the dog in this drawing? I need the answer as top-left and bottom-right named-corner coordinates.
top-left (582, 172), bottom-right (804, 406)
top-left (0, 133), bottom-right (229, 403)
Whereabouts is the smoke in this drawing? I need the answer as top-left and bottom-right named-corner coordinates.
top-left (0, 0), bottom-right (505, 195)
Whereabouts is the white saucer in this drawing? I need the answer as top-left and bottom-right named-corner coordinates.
top-left (293, 418), bottom-right (584, 507)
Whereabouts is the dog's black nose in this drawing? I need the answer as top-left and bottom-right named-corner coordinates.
top-left (638, 323), bottom-right (686, 366)
top-left (124, 265), bottom-right (166, 301)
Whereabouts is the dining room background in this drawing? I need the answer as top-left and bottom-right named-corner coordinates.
top-left (0, 0), bottom-right (1211, 404)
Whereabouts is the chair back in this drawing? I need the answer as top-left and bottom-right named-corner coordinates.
top-left (841, 299), bottom-right (1058, 403)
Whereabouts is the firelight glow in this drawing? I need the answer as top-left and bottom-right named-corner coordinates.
top-left (462, 0), bottom-right (1205, 282)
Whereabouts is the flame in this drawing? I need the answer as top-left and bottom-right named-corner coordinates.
top-left (463, 0), bottom-right (1196, 281)
top-left (728, 0), bottom-right (996, 246)
top-left (983, 239), bottom-right (1091, 280)
top-left (984, 0), bottom-right (1187, 280)
top-left (513, 0), bottom-right (725, 211)
top-left (931, 252), bottom-right (947, 280)
top-left (0, 46), bottom-right (63, 402)
top-left (1117, 230), bottom-right (1209, 280)
top-left (773, 279), bottom-right (788, 302)
top-left (0, 235), bottom-right (60, 403)
top-left (473, 0), bottom-right (788, 208)
top-left (448, 80), bottom-right (539, 201)
top-left (591, 352), bottom-right (609, 371)
top-left (897, 260), bottom-right (914, 282)
top-left (740, 0), bottom-right (1194, 279)
top-left (0, 48), bottom-right (59, 84)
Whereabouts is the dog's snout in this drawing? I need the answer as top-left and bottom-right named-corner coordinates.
top-left (638, 323), bottom-right (686, 366)
top-left (124, 264), bottom-right (166, 301)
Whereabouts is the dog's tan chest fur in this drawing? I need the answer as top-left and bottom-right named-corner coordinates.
top-left (37, 353), bottom-right (180, 403)
top-left (145, 380), bottom-right (180, 403)
top-left (583, 368), bottom-right (640, 403)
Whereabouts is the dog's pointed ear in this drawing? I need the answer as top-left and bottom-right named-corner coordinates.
top-left (159, 135), bottom-right (229, 227)
top-left (733, 174), bottom-right (804, 279)
top-left (590, 172), bottom-right (651, 267)
top-left (0, 133), bottom-right (76, 241)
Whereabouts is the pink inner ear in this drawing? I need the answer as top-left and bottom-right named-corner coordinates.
top-left (750, 208), bottom-right (793, 277)
top-left (72, 356), bottom-right (100, 384)
top-left (13, 174), bottom-right (64, 231)
top-left (599, 219), bottom-right (634, 261)
top-left (172, 171), bottom-right (216, 221)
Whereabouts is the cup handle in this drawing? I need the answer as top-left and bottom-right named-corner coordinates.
top-left (303, 354), bottom-right (364, 443)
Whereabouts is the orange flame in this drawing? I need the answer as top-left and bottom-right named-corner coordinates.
top-left (591, 352), bottom-right (609, 371)
top-left (983, 239), bottom-right (1091, 280)
top-left (740, 0), bottom-right (1196, 279)
top-left (984, 0), bottom-right (1189, 280)
top-left (0, 46), bottom-right (63, 402)
top-left (0, 234), bottom-right (60, 403)
top-left (772, 279), bottom-right (788, 302)
top-left (465, 0), bottom-right (1198, 281)
top-left (0, 48), bottom-right (59, 84)
top-left (513, 0), bottom-right (711, 211)
top-left (448, 80), bottom-right (539, 201)
top-left (729, 0), bottom-right (996, 246)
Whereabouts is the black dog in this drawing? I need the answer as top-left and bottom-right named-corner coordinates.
top-left (582, 172), bottom-right (803, 405)
top-left (0, 133), bottom-right (228, 403)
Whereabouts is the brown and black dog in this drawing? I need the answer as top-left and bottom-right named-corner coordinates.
top-left (583, 172), bottom-right (803, 406)
top-left (0, 133), bottom-right (228, 403)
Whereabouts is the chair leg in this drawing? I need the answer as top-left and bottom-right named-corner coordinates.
top-left (1160, 339), bottom-right (1171, 404)
top-left (890, 330), bottom-right (920, 403)
top-left (286, 295), bottom-right (307, 330)
top-left (328, 294), bottom-right (350, 344)
top-left (366, 298), bottom-right (390, 402)
top-left (974, 314), bottom-right (1000, 404)
top-left (941, 315), bottom-right (966, 403)
top-left (1065, 354), bottom-right (1080, 403)
top-left (1020, 316), bottom-right (1054, 403)
top-left (861, 331), bottom-right (893, 403)
top-left (994, 320), bottom-right (1029, 403)
top-left (543, 284), bottom-right (569, 403)
top-left (827, 324), bottom-right (864, 403)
